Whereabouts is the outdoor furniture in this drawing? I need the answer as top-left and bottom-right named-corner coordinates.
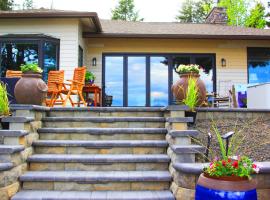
top-left (45, 70), bottom-right (66, 107)
top-left (82, 84), bottom-right (102, 107)
top-left (5, 70), bottom-right (22, 78)
top-left (0, 77), bottom-right (20, 104)
top-left (61, 67), bottom-right (87, 107)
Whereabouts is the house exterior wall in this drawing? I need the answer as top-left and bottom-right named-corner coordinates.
top-left (85, 38), bottom-right (270, 94)
top-left (0, 18), bottom-right (80, 79)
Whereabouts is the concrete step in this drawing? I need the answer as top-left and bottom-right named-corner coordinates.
top-left (0, 145), bottom-right (24, 154)
top-left (0, 145), bottom-right (25, 165)
top-left (48, 107), bottom-right (164, 117)
top-left (42, 117), bottom-right (165, 128)
top-left (38, 128), bottom-right (167, 141)
top-left (28, 154), bottom-right (170, 171)
top-left (33, 140), bottom-right (167, 154)
top-left (168, 130), bottom-right (200, 138)
top-left (21, 171), bottom-right (172, 191)
top-left (170, 145), bottom-right (205, 154)
top-left (12, 190), bottom-right (175, 200)
top-left (0, 162), bottom-right (13, 171)
top-left (0, 130), bottom-right (29, 137)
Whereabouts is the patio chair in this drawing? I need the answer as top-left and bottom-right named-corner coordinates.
top-left (212, 80), bottom-right (233, 107)
top-left (5, 70), bottom-right (22, 78)
top-left (61, 66), bottom-right (87, 107)
top-left (45, 70), bottom-right (66, 107)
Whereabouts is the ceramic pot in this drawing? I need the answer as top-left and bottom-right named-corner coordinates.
top-left (171, 73), bottom-right (206, 105)
top-left (14, 72), bottom-right (48, 105)
top-left (195, 173), bottom-right (257, 200)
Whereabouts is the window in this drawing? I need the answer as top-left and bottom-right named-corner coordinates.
top-left (0, 34), bottom-right (60, 81)
top-left (248, 48), bottom-right (270, 84)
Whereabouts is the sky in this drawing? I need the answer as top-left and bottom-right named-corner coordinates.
top-left (13, 0), bottom-right (185, 22)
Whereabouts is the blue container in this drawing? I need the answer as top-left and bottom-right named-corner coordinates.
top-left (195, 174), bottom-right (257, 200)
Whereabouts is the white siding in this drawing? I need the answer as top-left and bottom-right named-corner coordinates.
top-left (0, 18), bottom-right (80, 79)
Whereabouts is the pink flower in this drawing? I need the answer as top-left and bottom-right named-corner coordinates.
top-left (252, 164), bottom-right (260, 173)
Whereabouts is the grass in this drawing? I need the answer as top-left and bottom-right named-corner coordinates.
top-left (182, 77), bottom-right (199, 111)
top-left (0, 83), bottom-right (10, 116)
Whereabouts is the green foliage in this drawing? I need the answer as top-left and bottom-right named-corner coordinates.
top-left (0, 83), bottom-right (10, 116)
top-left (0, 0), bottom-right (13, 10)
top-left (20, 63), bottom-right (43, 73)
top-left (182, 77), bottom-right (199, 111)
top-left (245, 2), bottom-right (266, 29)
top-left (23, 0), bottom-right (33, 10)
top-left (175, 64), bottom-right (200, 74)
top-left (85, 71), bottom-right (96, 82)
top-left (176, 0), bottom-right (213, 23)
top-left (111, 0), bottom-right (143, 21)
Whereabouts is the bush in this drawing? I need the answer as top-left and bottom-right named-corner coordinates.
top-left (20, 63), bottom-right (43, 73)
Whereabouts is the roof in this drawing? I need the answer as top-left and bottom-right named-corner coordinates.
top-left (83, 19), bottom-right (270, 40)
top-left (0, 9), bottom-right (102, 32)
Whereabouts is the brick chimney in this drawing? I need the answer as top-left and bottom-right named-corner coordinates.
top-left (205, 7), bottom-right (228, 24)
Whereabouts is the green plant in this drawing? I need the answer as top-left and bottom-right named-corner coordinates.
top-left (0, 83), bottom-right (10, 116)
top-left (85, 71), bottom-right (96, 82)
top-left (20, 63), bottom-right (43, 73)
top-left (175, 64), bottom-right (200, 74)
top-left (182, 77), bottom-right (199, 111)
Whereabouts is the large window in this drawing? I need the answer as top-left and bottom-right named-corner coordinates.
top-left (248, 48), bottom-right (270, 84)
top-left (103, 53), bottom-right (216, 107)
top-left (0, 34), bottom-right (60, 81)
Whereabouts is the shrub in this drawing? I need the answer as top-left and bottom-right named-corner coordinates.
top-left (20, 63), bottom-right (43, 73)
top-left (182, 77), bottom-right (199, 111)
top-left (175, 64), bottom-right (200, 74)
top-left (85, 71), bottom-right (96, 82)
top-left (0, 83), bottom-right (10, 116)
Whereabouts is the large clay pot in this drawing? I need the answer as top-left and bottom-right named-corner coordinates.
top-left (171, 73), bottom-right (206, 106)
top-left (195, 173), bottom-right (257, 200)
top-left (14, 72), bottom-right (48, 105)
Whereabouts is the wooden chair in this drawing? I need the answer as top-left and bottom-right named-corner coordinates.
top-left (5, 70), bottom-right (22, 78)
top-left (61, 67), bottom-right (87, 107)
top-left (45, 70), bottom-right (65, 107)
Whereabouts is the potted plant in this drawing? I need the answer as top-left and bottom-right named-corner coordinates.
top-left (14, 63), bottom-right (48, 105)
top-left (182, 77), bottom-right (199, 124)
top-left (0, 83), bottom-right (10, 129)
top-left (85, 71), bottom-right (96, 85)
top-left (195, 124), bottom-right (259, 200)
top-left (172, 64), bottom-right (206, 105)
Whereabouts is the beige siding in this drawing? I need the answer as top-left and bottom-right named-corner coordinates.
top-left (0, 18), bottom-right (80, 79)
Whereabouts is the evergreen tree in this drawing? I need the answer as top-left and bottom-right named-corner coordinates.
top-left (111, 0), bottom-right (143, 21)
top-left (0, 0), bottom-right (13, 10)
top-left (176, 0), bottom-right (213, 23)
top-left (245, 2), bottom-right (266, 29)
top-left (23, 0), bottom-right (34, 10)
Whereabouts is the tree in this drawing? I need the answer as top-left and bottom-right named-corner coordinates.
top-left (111, 0), bottom-right (143, 21)
top-left (176, 0), bottom-right (213, 23)
top-left (218, 0), bottom-right (249, 26)
top-left (23, 0), bottom-right (33, 10)
top-left (245, 2), bottom-right (266, 29)
top-left (0, 0), bottom-right (14, 10)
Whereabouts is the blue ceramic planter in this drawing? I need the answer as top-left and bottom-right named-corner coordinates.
top-left (195, 174), bottom-right (257, 200)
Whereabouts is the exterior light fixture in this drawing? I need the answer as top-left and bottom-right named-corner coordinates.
top-left (221, 58), bottom-right (226, 67)
top-left (92, 57), bottom-right (97, 67)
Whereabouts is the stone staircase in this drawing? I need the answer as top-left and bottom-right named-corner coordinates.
top-left (12, 107), bottom-right (178, 200)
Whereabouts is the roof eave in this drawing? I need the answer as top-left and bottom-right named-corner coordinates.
top-left (83, 32), bottom-right (270, 40)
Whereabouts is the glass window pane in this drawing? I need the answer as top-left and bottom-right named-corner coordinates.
top-left (128, 57), bottom-right (146, 106)
top-left (43, 42), bottom-right (57, 81)
top-left (248, 48), bottom-right (270, 84)
top-left (150, 57), bottom-right (168, 106)
top-left (105, 56), bottom-right (124, 106)
top-left (194, 56), bottom-right (214, 93)
top-left (0, 43), bottom-right (38, 77)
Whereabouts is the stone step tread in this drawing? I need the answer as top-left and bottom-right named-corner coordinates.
top-left (0, 130), bottom-right (29, 137)
top-left (12, 190), bottom-right (175, 200)
top-left (0, 162), bottom-right (13, 171)
top-left (166, 117), bottom-right (193, 123)
top-left (171, 145), bottom-right (205, 154)
top-left (28, 154), bottom-right (170, 163)
top-left (38, 128), bottom-right (167, 134)
top-left (50, 107), bottom-right (165, 112)
top-left (2, 116), bottom-right (35, 123)
top-left (33, 140), bottom-right (168, 147)
top-left (20, 171), bottom-right (172, 182)
top-left (42, 117), bottom-right (166, 122)
top-left (0, 145), bottom-right (24, 154)
top-left (169, 130), bottom-right (200, 137)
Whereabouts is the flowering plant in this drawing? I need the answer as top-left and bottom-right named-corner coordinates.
top-left (204, 156), bottom-right (259, 178)
top-left (175, 64), bottom-right (200, 74)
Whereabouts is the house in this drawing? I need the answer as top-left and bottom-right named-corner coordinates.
top-left (1, 8), bottom-right (270, 107)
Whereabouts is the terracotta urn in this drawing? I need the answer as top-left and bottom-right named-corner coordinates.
top-left (171, 73), bottom-right (206, 105)
top-left (195, 173), bottom-right (257, 200)
top-left (14, 72), bottom-right (48, 105)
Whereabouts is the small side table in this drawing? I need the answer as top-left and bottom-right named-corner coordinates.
top-left (82, 84), bottom-right (102, 107)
